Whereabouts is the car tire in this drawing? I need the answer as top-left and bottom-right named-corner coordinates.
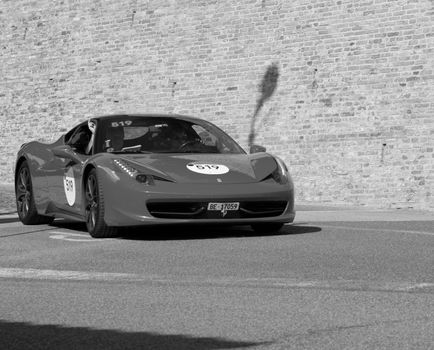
top-left (15, 161), bottom-right (54, 225)
top-left (85, 168), bottom-right (118, 238)
top-left (251, 222), bottom-right (284, 234)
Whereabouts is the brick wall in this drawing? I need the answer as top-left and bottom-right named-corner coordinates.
top-left (1, 0), bottom-right (433, 209)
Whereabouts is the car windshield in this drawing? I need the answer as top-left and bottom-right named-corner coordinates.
top-left (94, 116), bottom-right (245, 154)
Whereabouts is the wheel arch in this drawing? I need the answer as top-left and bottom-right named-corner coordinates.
top-left (81, 163), bottom-right (118, 238)
top-left (15, 154), bottom-right (54, 225)
top-left (83, 163), bottom-right (96, 182)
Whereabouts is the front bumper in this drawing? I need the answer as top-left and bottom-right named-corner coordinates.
top-left (99, 166), bottom-right (295, 227)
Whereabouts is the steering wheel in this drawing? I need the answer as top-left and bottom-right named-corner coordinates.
top-left (178, 139), bottom-right (201, 150)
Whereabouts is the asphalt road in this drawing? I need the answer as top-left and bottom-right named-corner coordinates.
top-left (0, 209), bottom-right (433, 350)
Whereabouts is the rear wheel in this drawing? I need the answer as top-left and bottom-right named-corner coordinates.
top-left (251, 222), bottom-right (284, 234)
top-left (15, 161), bottom-right (54, 225)
top-left (85, 169), bottom-right (118, 238)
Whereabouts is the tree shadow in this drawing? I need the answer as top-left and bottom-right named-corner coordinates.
top-left (0, 320), bottom-right (265, 350)
top-left (248, 62), bottom-right (279, 148)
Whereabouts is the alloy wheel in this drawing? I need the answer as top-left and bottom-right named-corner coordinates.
top-left (16, 166), bottom-right (31, 219)
top-left (85, 174), bottom-right (98, 231)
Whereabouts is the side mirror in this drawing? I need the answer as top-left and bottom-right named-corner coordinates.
top-left (250, 144), bottom-right (267, 154)
top-left (52, 145), bottom-right (76, 161)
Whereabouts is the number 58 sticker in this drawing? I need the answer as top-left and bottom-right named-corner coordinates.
top-left (186, 163), bottom-right (229, 175)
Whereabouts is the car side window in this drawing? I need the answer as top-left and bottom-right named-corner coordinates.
top-left (64, 126), bottom-right (79, 145)
top-left (66, 125), bottom-right (91, 154)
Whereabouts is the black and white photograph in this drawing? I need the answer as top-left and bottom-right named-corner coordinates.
top-left (0, 0), bottom-right (433, 349)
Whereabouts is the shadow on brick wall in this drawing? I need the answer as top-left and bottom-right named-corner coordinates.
top-left (248, 62), bottom-right (279, 149)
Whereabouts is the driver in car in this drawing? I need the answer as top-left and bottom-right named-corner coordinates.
top-left (170, 124), bottom-right (190, 148)
top-left (153, 123), bottom-right (194, 151)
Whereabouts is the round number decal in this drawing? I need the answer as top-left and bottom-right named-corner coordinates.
top-left (63, 167), bottom-right (76, 206)
top-left (186, 163), bottom-right (229, 175)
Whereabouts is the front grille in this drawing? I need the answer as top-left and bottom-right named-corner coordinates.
top-left (147, 200), bottom-right (287, 219)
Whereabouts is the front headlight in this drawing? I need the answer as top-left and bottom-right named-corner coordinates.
top-left (113, 159), bottom-right (155, 185)
top-left (135, 174), bottom-right (155, 185)
top-left (113, 159), bottom-right (172, 185)
top-left (271, 157), bottom-right (289, 184)
top-left (114, 159), bottom-right (138, 177)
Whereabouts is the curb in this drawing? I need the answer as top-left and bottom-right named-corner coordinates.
top-left (0, 211), bottom-right (17, 216)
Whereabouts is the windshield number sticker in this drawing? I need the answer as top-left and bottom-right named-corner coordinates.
top-left (186, 163), bottom-right (229, 175)
top-left (111, 121), bottom-right (132, 127)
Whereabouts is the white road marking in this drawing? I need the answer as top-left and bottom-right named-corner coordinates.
top-left (0, 267), bottom-right (433, 293)
top-left (49, 231), bottom-right (116, 242)
top-left (0, 267), bottom-right (138, 281)
top-left (317, 224), bottom-right (434, 236)
top-left (402, 283), bottom-right (434, 292)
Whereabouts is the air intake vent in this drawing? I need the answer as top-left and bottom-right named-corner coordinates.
top-left (147, 201), bottom-right (287, 219)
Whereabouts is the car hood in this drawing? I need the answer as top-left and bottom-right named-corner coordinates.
top-left (116, 153), bottom-right (278, 184)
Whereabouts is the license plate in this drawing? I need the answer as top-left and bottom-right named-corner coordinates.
top-left (207, 202), bottom-right (239, 211)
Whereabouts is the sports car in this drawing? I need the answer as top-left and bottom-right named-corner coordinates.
top-left (15, 114), bottom-right (295, 238)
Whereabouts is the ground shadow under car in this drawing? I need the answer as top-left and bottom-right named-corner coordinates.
top-left (49, 220), bottom-right (321, 240)
top-left (0, 320), bottom-right (265, 350)
top-left (121, 223), bottom-right (322, 241)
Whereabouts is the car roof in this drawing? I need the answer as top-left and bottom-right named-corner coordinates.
top-left (92, 114), bottom-right (204, 124)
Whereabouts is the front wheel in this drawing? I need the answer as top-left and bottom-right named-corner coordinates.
top-left (84, 169), bottom-right (118, 238)
top-left (251, 223), bottom-right (284, 234)
top-left (15, 161), bottom-right (54, 225)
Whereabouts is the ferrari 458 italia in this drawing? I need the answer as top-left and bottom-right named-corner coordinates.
top-left (15, 114), bottom-right (295, 237)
